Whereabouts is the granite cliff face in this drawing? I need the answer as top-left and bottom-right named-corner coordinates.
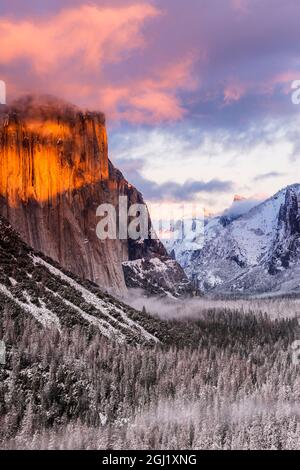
top-left (0, 95), bottom-right (190, 296)
top-left (269, 188), bottom-right (300, 275)
top-left (0, 95), bottom-right (109, 205)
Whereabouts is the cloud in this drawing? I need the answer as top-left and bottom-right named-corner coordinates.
top-left (222, 196), bottom-right (266, 218)
top-left (98, 55), bottom-right (198, 123)
top-left (223, 80), bottom-right (247, 104)
top-left (254, 171), bottom-right (285, 182)
top-left (140, 178), bottom-right (234, 202)
top-left (0, 4), bottom-right (159, 71)
top-left (231, 0), bottom-right (250, 14)
top-left (0, 3), bottom-right (199, 124)
top-left (2, 0), bottom-right (300, 127)
top-left (110, 117), bottom-right (300, 212)
top-left (115, 156), bottom-right (234, 202)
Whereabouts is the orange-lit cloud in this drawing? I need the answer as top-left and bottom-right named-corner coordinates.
top-left (2, 0), bottom-right (298, 127)
top-left (0, 3), bottom-right (199, 123)
top-left (0, 4), bottom-right (159, 72)
top-left (98, 56), bottom-right (198, 123)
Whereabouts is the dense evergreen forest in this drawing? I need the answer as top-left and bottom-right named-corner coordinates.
top-left (1, 303), bottom-right (300, 450)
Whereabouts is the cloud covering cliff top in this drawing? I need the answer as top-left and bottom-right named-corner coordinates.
top-left (1, 95), bottom-right (105, 124)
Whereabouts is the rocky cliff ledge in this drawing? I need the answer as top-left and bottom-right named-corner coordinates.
top-left (0, 95), bottom-right (190, 296)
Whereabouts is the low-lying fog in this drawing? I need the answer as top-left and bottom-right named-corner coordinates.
top-left (124, 289), bottom-right (300, 320)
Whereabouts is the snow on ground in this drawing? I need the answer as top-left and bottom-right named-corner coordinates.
top-left (32, 255), bottom-right (159, 343)
top-left (164, 184), bottom-right (300, 295)
top-left (56, 294), bottom-right (125, 342)
top-left (230, 190), bottom-right (285, 266)
top-left (0, 283), bottom-right (61, 331)
top-left (123, 258), bottom-right (171, 274)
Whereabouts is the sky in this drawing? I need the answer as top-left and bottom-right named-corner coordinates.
top-left (1, 0), bottom-right (300, 215)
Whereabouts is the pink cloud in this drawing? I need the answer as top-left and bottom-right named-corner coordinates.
top-left (3, 1), bottom-right (296, 125)
top-left (0, 3), bottom-right (199, 124)
top-left (98, 56), bottom-right (198, 123)
top-left (266, 70), bottom-right (300, 94)
top-left (55, 54), bottom-right (198, 123)
top-left (0, 4), bottom-right (159, 72)
top-left (223, 80), bottom-right (247, 104)
top-left (231, 0), bottom-right (250, 14)
top-left (222, 69), bottom-right (299, 105)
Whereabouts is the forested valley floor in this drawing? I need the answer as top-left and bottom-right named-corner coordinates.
top-left (1, 304), bottom-right (300, 450)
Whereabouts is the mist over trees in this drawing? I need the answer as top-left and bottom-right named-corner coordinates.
top-left (1, 301), bottom-right (300, 450)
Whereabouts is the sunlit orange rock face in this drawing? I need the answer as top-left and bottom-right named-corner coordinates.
top-left (0, 96), bottom-right (186, 295)
top-left (0, 98), bottom-right (108, 206)
top-left (0, 96), bottom-right (130, 292)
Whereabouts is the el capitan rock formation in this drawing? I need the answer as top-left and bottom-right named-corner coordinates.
top-left (0, 95), bottom-right (190, 296)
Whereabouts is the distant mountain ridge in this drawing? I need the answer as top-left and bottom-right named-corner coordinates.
top-left (164, 184), bottom-right (300, 295)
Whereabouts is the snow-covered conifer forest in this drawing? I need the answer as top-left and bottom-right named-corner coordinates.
top-left (1, 302), bottom-right (300, 450)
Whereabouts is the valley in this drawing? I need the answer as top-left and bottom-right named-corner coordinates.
top-left (0, 96), bottom-right (300, 451)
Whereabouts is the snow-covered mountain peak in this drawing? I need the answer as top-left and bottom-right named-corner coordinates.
top-left (163, 184), bottom-right (300, 295)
